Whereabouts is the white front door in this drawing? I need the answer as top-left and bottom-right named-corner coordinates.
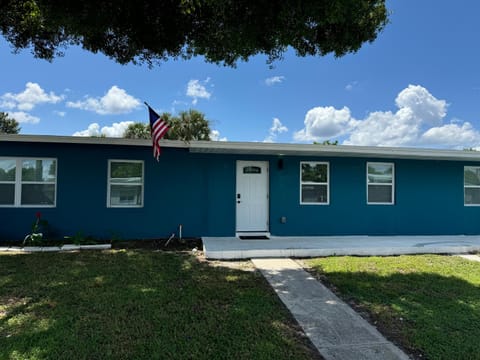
top-left (236, 161), bottom-right (269, 233)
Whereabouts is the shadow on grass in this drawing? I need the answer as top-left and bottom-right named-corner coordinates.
top-left (311, 266), bottom-right (480, 359)
top-left (0, 251), bottom-right (320, 360)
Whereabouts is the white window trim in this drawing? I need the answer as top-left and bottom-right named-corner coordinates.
top-left (107, 159), bottom-right (144, 208)
top-left (366, 162), bottom-right (394, 205)
top-left (300, 161), bottom-right (330, 205)
top-left (464, 166), bottom-right (480, 206)
top-left (0, 157), bottom-right (57, 208)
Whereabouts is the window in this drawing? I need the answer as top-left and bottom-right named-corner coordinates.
top-left (464, 166), bottom-right (480, 205)
top-left (0, 158), bottom-right (57, 207)
top-left (108, 160), bottom-right (144, 207)
top-left (367, 162), bottom-right (394, 204)
top-left (300, 162), bottom-right (329, 204)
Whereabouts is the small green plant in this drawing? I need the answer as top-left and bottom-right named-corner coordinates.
top-left (23, 212), bottom-right (48, 246)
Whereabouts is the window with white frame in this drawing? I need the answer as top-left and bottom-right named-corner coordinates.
top-left (464, 166), bottom-right (480, 205)
top-left (300, 162), bottom-right (329, 204)
top-left (0, 158), bottom-right (57, 207)
top-left (367, 162), bottom-right (394, 204)
top-left (108, 160), bottom-right (144, 207)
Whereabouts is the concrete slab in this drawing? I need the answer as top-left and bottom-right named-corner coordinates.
top-left (252, 258), bottom-right (410, 360)
top-left (203, 235), bottom-right (480, 259)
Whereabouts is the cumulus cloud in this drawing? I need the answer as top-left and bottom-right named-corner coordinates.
top-left (395, 84), bottom-right (447, 125)
top-left (66, 86), bottom-right (141, 115)
top-left (186, 79), bottom-right (212, 105)
top-left (7, 111), bottom-right (40, 124)
top-left (294, 107), bottom-right (357, 142)
top-left (421, 122), bottom-right (480, 148)
top-left (210, 129), bottom-right (227, 141)
top-left (294, 84), bottom-right (475, 148)
top-left (265, 76), bottom-right (285, 86)
top-left (73, 121), bottom-right (134, 137)
top-left (0, 82), bottom-right (63, 111)
top-left (264, 118), bottom-right (288, 143)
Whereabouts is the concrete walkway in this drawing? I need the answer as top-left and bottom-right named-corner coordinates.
top-left (203, 235), bottom-right (480, 259)
top-left (252, 258), bottom-right (410, 360)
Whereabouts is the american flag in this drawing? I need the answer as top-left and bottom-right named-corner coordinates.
top-left (147, 104), bottom-right (169, 160)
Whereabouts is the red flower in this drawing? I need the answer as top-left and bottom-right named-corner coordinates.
top-left (35, 212), bottom-right (42, 219)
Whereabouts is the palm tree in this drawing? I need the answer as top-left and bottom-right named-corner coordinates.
top-left (123, 110), bottom-right (212, 141)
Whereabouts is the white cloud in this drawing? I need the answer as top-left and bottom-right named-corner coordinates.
top-left (54, 111), bottom-right (66, 117)
top-left (294, 84), bottom-right (480, 149)
top-left (210, 129), bottom-right (227, 141)
top-left (66, 86), bottom-right (141, 115)
top-left (264, 118), bottom-right (288, 142)
top-left (345, 81), bottom-right (358, 91)
top-left (7, 111), bottom-right (40, 124)
top-left (294, 107), bottom-right (357, 142)
top-left (271, 118), bottom-right (288, 134)
top-left (186, 79), bottom-right (212, 105)
top-left (343, 110), bottom-right (420, 146)
top-left (73, 121), bottom-right (134, 137)
top-left (73, 123), bottom-right (101, 137)
top-left (0, 82), bottom-right (63, 111)
top-left (421, 122), bottom-right (480, 148)
top-left (265, 76), bottom-right (285, 86)
top-left (395, 84), bottom-right (447, 125)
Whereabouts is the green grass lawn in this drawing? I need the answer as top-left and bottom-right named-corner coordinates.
top-left (0, 251), bottom-right (318, 360)
top-left (305, 255), bottom-right (480, 359)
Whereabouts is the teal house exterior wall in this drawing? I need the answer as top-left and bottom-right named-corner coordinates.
top-left (0, 141), bottom-right (237, 240)
top-left (1, 138), bottom-right (480, 241)
top-left (268, 157), bottom-right (477, 235)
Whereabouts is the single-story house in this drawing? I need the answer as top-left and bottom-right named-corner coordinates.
top-left (1, 134), bottom-right (480, 242)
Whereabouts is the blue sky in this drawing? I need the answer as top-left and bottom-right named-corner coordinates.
top-left (1, 0), bottom-right (480, 148)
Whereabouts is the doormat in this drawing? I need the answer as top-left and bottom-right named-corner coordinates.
top-left (239, 235), bottom-right (270, 240)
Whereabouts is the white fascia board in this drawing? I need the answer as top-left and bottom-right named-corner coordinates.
top-left (189, 141), bottom-right (480, 162)
top-left (0, 134), bottom-right (189, 149)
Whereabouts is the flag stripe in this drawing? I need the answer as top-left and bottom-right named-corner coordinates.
top-left (147, 105), bottom-right (169, 161)
top-left (152, 122), bottom-right (168, 137)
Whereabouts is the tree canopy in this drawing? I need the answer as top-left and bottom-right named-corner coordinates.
top-left (0, 0), bottom-right (388, 67)
top-left (124, 109), bottom-right (211, 141)
top-left (123, 122), bottom-right (151, 140)
top-left (0, 112), bottom-right (21, 134)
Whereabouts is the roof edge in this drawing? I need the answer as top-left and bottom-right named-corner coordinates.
top-left (2, 134), bottom-right (480, 161)
top-left (188, 140), bottom-right (480, 161)
top-left (0, 134), bottom-right (189, 148)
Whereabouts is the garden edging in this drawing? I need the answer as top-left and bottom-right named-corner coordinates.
top-left (0, 244), bottom-right (111, 252)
